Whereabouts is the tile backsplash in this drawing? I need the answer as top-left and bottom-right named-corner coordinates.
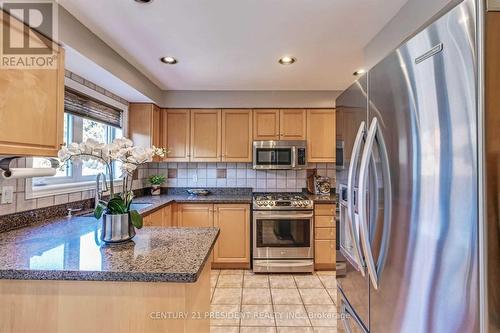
top-left (144, 162), bottom-right (336, 192)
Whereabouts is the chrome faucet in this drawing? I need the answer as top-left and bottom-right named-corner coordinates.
top-left (95, 173), bottom-right (108, 208)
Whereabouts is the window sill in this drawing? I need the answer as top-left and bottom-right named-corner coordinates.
top-left (26, 179), bottom-right (123, 200)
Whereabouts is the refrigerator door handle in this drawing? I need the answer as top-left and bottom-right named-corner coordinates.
top-left (340, 302), bottom-right (354, 333)
top-left (347, 121), bottom-right (366, 274)
top-left (358, 117), bottom-right (392, 290)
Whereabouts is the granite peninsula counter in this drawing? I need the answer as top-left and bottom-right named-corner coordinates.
top-left (0, 216), bottom-right (219, 333)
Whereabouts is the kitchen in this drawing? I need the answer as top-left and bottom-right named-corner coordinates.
top-left (0, 0), bottom-right (498, 333)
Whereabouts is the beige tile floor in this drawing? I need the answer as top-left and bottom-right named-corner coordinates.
top-left (210, 269), bottom-right (338, 333)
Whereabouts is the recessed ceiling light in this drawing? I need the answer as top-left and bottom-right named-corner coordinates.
top-left (353, 69), bottom-right (366, 76)
top-left (279, 56), bottom-right (296, 65)
top-left (134, 0), bottom-right (153, 3)
top-left (160, 56), bottom-right (177, 64)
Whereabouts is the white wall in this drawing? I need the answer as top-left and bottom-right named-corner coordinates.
top-left (363, 0), bottom-right (462, 69)
top-left (58, 6), bottom-right (164, 105)
top-left (162, 90), bottom-right (341, 108)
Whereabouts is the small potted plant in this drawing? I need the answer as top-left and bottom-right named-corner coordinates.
top-left (148, 174), bottom-right (165, 195)
top-left (58, 138), bottom-right (166, 243)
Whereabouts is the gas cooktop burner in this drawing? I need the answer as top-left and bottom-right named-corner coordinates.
top-left (253, 193), bottom-right (313, 210)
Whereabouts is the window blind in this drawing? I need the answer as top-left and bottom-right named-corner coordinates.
top-left (64, 88), bottom-right (123, 128)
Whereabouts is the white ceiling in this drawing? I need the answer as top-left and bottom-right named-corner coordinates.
top-left (59, 0), bottom-right (407, 91)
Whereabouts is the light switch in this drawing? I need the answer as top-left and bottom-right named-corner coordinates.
top-left (1, 186), bottom-right (14, 204)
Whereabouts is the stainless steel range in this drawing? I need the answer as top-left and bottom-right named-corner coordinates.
top-left (252, 193), bottom-right (314, 273)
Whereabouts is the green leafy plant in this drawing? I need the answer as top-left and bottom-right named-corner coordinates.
top-left (148, 174), bottom-right (166, 186)
top-left (94, 196), bottom-right (143, 228)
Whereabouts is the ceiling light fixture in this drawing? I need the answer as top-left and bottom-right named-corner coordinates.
top-left (134, 0), bottom-right (153, 3)
top-left (278, 56), bottom-right (296, 65)
top-left (353, 69), bottom-right (366, 76)
top-left (160, 56), bottom-right (177, 64)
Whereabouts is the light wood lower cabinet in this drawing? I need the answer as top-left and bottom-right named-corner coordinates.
top-left (0, 261), bottom-right (211, 333)
top-left (314, 203), bottom-right (336, 270)
top-left (213, 204), bottom-right (250, 267)
top-left (177, 204), bottom-right (213, 228)
top-left (315, 240), bottom-right (337, 266)
top-left (177, 203), bottom-right (250, 269)
top-left (143, 204), bottom-right (173, 227)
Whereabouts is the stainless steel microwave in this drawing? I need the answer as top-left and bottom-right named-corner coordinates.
top-left (252, 141), bottom-right (307, 170)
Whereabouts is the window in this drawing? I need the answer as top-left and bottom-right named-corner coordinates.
top-left (32, 113), bottom-right (123, 187)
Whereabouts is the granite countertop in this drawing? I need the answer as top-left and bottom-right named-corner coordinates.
top-left (132, 189), bottom-right (253, 216)
top-left (0, 216), bottom-right (219, 283)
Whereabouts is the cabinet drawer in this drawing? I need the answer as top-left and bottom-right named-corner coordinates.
top-left (315, 227), bottom-right (336, 240)
top-left (315, 215), bottom-right (336, 228)
top-left (314, 240), bottom-right (336, 264)
top-left (314, 204), bottom-right (336, 216)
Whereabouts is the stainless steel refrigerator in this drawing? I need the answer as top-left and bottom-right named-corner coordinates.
top-left (336, 0), bottom-right (500, 331)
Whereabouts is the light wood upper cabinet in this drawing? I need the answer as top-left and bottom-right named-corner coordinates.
top-left (280, 109), bottom-right (306, 140)
top-left (129, 104), bottom-right (161, 147)
top-left (190, 109), bottom-right (222, 162)
top-left (253, 109), bottom-right (280, 140)
top-left (307, 109), bottom-right (336, 162)
top-left (253, 109), bottom-right (306, 141)
top-left (177, 204), bottom-right (213, 228)
top-left (162, 109), bottom-right (190, 161)
top-left (221, 109), bottom-right (252, 162)
top-left (0, 13), bottom-right (65, 157)
top-left (213, 204), bottom-right (250, 265)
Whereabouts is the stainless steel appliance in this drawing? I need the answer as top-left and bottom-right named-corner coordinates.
top-left (252, 193), bottom-right (314, 273)
top-left (334, 0), bottom-right (500, 331)
top-left (253, 140), bottom-right (307, 170)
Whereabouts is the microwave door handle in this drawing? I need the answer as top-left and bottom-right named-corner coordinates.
top-left (291, 147), bottom-right (296, 168)
top-left (347, 121), bottom-right (366, 274)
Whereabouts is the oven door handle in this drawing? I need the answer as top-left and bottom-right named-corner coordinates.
top-left (253, 213), bottom-right (313, 219)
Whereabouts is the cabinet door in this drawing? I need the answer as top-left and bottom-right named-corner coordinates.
top-left (143, 208), bottom-right (164, 227)
top-left (213, 204), bottom-right (250, 265)
top-left (163, 109), bottom-right (190, 162)
top-left (0, 14), bottom-right (64, 157)
top-left (221, 109), bottom-right (252, 162)
top-left (190, 109), bottom-right (221, 162)
top-left (280, 109), bottom-right (306, 140)
top-left (177, 204), bottom-right (213, 228)
top-left (253, 109), bottom-right (280, 140)
top-left (315, 240), bottom-right (336, 265)
top-left (129, 103), bottom-right (161, 154)
top-left (163, 204), bottom-right (172, 227)
top-left (307, 109), bottom-right (336, 162)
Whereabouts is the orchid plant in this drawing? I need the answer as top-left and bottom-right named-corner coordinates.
top-left (57, 138), bottom-right (167, 228)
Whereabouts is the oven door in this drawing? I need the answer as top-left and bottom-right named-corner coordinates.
top-left (253, 145), bottom-right (294, 169)
top-left (253, 210), bottom-right (314, 259)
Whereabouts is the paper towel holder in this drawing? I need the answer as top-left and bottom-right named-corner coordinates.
top-left (0, 156), bottom-right (60, 177)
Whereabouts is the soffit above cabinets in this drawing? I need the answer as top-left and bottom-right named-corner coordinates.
top-left (59, 0), bottom-right (407, 91)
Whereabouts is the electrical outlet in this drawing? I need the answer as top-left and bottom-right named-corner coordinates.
top-left (1, 186), bottom-right (14, 204)
top-left (192, 174), bottom-right (198, 183)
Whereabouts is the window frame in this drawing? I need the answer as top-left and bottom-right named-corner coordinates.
top-left (25, 79), bottom-right (128, 200)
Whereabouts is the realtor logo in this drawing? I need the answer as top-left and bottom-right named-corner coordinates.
top-left (1, 0), bottom-right (58, 69)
